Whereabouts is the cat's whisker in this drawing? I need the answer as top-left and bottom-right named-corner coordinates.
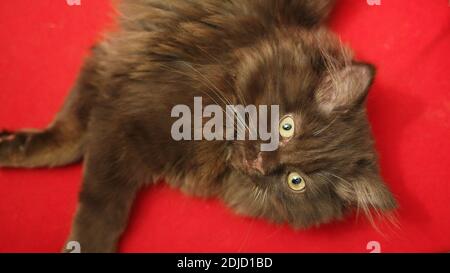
top-left (194, 45), bottom-right (249, 108)
top-left (316, 172), bottom-right (332, 183)
top-left (323, 171), bottom-right (381, 227)
top-left (179, 61), bottom-right (251, 133)
top-left (338, 38), bottom-right (352, 68)
top-left (158, 63), bottom-right (241, 132)
top-left (323, 171), bottom-right (351, 186)
top-left (165, 57), bottom-right (255, 136)
top-left (313, 116), bottom-right (338, 136)
top-left (158, 63), bottom-right (227, 109)
top-left (180, 61), bottom-right (234, 106)
top-left (252, 185), bottom-right (260, 204)
top-left (262, 187), bottom-right (268, 205)
top-left (318, 43), bottom-right (340, 92)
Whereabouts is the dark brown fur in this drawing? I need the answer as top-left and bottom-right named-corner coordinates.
top-left (0, 0), bottom-right (396, 252)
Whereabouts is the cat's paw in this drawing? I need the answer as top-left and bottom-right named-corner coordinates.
top-left (0, 130), bottom-right (16, 142)
top-left (0, 130), bottom-right (30, 167)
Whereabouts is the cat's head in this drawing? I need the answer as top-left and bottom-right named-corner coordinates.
top-left (225, 29), bottom-right (397, 228)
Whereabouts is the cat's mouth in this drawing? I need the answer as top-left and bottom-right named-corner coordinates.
top-left (242, 155), bottom-right (266, 176)
top-left (227, 146), bottom-right (277, 180)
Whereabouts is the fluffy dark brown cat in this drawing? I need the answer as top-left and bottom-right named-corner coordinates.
top-left (0, 0), bottom-right (396, 252)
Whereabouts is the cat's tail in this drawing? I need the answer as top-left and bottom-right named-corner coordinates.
top-left (0, 48), bottom-right (102, 168)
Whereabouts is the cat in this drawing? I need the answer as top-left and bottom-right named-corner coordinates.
top-left (0, 0), bottom-right (397, 252)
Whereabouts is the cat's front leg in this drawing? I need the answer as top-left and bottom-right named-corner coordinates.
top-left (64, 139), bottom-right (143, 253)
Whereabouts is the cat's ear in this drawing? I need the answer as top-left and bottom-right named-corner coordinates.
top-left (316, 62), bottom-right (376, 113)
top-left (336, 174), bottom-right (397, 215)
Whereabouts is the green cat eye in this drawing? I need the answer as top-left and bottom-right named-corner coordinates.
top-left (287, 172), bottom-right (306, 192)
top-left (279, 116), bottom-right (295, 138)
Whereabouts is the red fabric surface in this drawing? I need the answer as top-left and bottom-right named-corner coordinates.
top-left (0, 0), bottom-right (449, 253)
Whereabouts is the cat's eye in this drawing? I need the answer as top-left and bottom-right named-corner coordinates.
top-left (279, 116), bottom-right (295, 138)
top-left (287, 172), bottom-right (306, 192)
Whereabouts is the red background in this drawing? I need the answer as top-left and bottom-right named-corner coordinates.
top-left (0, 0), bottom-right (449, 253)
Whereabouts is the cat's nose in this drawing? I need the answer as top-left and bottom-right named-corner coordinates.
top-left (244, 152), bottom-right (266, 175)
